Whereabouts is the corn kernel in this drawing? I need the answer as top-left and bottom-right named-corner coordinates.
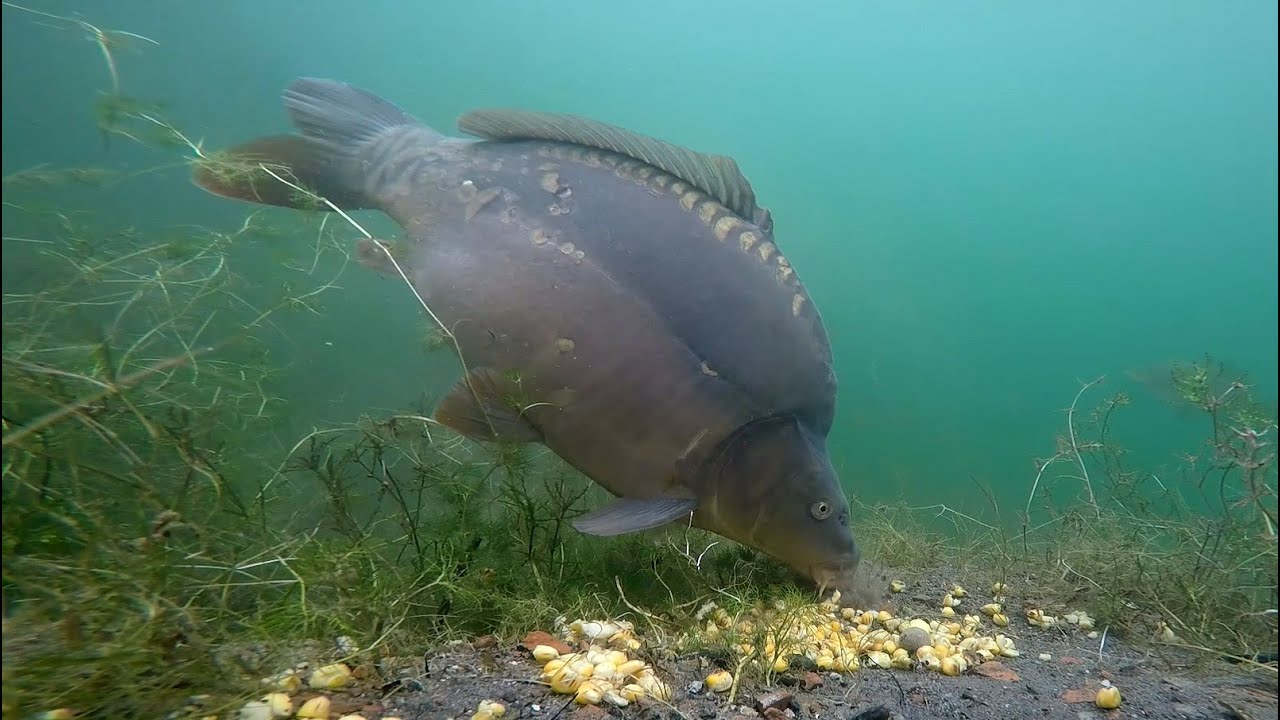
top-left (1095, 686), bottom-right (1122, 709)
top-left (705, 670), bottom-right (733, 692)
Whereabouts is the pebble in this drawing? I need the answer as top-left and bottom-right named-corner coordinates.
top-left (755, 691), bottom-right (799, 715)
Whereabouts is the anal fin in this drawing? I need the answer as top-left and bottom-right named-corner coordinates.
top-left (572, 494), bottom-right (699, 536)
top-left (433, 367), bottom-right (543, 443)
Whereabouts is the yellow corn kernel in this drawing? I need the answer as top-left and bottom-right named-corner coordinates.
top-left (1095, 686), bottom-right (1122, 709)
top-left (262, 693), bottom-right (292, 719)
top-left (705, 670), bottom-right (733, 693)
top-left (296, 697), bottom-right (331, 720)
top-left (308, 663), bottom-right (352, 691)
top-left (865, 651), bottom-right (892, 669)
top-left (616, 659), bottom-right (646, 678)
top-left (574, 681), bottom-right (603, 705)
top-left (940, 656), bottom-right (968, 676)
top-left (532, 645), bottom-right (560, 664)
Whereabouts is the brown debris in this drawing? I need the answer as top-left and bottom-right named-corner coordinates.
top-left (520, 630), bottom-right (573, 655)
top-left (327, 697), bottom-right (368, 715)
top-left (1062, 685), bottom-right (1100, 704)
top-left (799, 671), bottom-right (824, 690)
top-left (971, 661), bottom-right (1021, 683)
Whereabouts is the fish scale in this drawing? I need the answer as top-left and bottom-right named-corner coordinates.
top-left (509, 140), bottom-right (837, 434)
top-left (396, 201), bottom-right (759, 505)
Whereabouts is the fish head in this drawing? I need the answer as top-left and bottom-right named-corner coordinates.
top-left (702, 414), bottom-right (862, 603)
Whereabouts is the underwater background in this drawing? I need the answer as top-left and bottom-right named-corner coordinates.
top-left (3, 0), bottom-right (1277, 520)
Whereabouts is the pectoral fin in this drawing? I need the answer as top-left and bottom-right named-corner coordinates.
top-left (572, 495), bottom-right (699, 536)
top-left (433, 367), bottom-right (543, 443)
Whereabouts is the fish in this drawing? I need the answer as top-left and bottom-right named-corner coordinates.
top-left (190, 77), bottom-right (869, 606)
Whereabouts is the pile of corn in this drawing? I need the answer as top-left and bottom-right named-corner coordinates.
top-left (528, 619), bottom-right (672, 707)
top-left (237, 662), bottom-right (374, 720)
top-left (531, 582), bottom-right (1107, 702)
top-left (692, 588), bottom-right (1017, 677)
top-left (241, 662), bottom-right (509, 720)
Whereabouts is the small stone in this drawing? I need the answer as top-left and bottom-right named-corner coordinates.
top-left (754, 691), bottom-right (798, 715)
top-left (899, 627), bottom-right (931, 654)
top-left (849, 706), bottom-right (892, 720)
top-left (335, 635), bottom-right (358, 654)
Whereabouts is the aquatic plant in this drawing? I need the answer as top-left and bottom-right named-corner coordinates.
top-left (856, 367), bottom-right (1277, 673)
top-left (1022, 366), bottom-right (1276, 665)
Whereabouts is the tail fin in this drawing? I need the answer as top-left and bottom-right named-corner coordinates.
top-left (192, 77), bottom-right (432, 211)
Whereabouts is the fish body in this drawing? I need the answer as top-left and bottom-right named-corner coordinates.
top-left (193, 78), bottom-right (866, 605)
top-left (380, 137), bottom-right (762, 503)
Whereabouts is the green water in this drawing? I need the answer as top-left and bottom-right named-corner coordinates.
top-left (3, 0), bottom-right (1276, 519)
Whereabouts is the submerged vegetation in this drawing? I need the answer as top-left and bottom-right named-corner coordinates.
top-left (870, 365), bottom-right (1278, 665)
top-left (1, 5), bottom-right (1276, 719)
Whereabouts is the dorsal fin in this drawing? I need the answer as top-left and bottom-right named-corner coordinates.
top-left (457, 108), bottom-right (764, 223)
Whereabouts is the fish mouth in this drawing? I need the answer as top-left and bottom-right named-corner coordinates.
top-left (809, 555), bottom-right (867, 607)
top-left (810, 557), bottom-right (859, 595)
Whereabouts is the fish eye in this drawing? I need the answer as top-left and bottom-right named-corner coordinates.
top-left (810, 500), bottom-right (832, 520)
